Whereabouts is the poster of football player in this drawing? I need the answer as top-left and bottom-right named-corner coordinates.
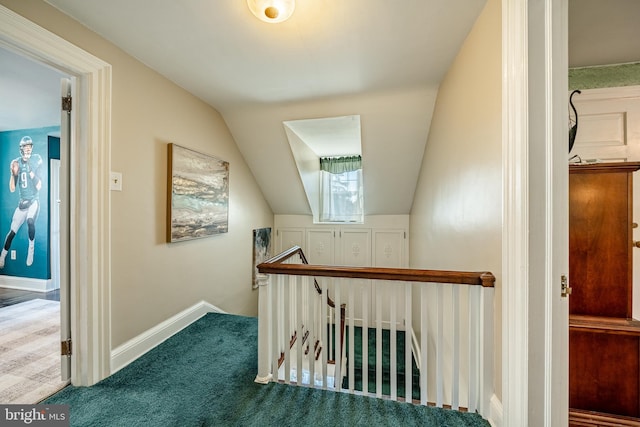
top-left (0, 136), bottom-right (43, 268)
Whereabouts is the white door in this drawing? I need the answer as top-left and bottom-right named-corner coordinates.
top-left (59, 78), bottom-right (71, 381)
top-left (570, 86), bottom-right (640, 318)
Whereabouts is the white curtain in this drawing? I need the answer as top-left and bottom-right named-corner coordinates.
top-left (319, 156), bottom-right (363, 222)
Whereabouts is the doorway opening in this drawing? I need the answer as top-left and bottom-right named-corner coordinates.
top-left (0, 47), bottom-right (69, 403)
top-left (0, 3), bottom-right (113, 388)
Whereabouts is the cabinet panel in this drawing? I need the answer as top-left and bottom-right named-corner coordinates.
top-left (373, 230), bottom-right (405, 267)
top-left (569, 168), bottom-right (633, 318)
top-left (339, 229), bottom-right (371, 266)
top-left (306, 229), bottom-right (335, 265)
top-left (276, 226), bottom-right (408, 327)
top-left (570, 329), bottom-right (640, 417)
top-left (277, 228), bottom-right (304, 253)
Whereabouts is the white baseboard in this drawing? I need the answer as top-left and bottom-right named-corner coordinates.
top-left (110, 300), bottom-right (226, 374)
top-left (487, 394), bottom-right (503, 427)
top-left (0, 276), bottom-right (56, 292)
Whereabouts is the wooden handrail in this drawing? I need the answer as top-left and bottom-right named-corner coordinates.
top-left (261, 245), bottom-right (305, 265)
top-left (258, 246), bottom-right (495, 288)
top-left (259, 245), bottom-right (341, 308)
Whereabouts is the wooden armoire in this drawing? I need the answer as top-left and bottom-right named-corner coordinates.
top-left (569, 162), bottom-right (640, 425)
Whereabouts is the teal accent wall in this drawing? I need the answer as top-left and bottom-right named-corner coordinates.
top-left (569, 62), bottom-right (640, 90)
top-left (0, 126), bottom-right (58, 280)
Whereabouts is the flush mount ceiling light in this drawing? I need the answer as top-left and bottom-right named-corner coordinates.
top-left (247, 0), bottom-right (295, 23)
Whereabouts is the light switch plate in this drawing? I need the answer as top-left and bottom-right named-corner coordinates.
top-left (110, 172), bottom-right (122, 191)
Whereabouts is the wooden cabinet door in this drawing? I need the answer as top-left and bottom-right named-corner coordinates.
top-left (569, 164), bottom-right (636, 318)
top-left (569, 162), bottom-right (640, 421)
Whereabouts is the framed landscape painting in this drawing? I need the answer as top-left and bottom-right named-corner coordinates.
top-left (167, 143), bottom-right (229, 243)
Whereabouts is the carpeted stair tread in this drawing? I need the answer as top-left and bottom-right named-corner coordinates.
top-left (345, 327), bottom-right (418, 374)
top-left (342, 326), bottom-right (421, 399)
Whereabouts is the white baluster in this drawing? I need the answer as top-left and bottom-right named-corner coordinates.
top-left (296, 275), bottom-right (303, 385)
top-left (273, 275), bottom-right (282, 382)
top-left (321, 279), bottom-right (328, 389)
top-left (479, 286), bottom-right (494, 416)
top-left (334, 280), bottom-right (342, 390)
top-left (436, 283), bottom-right (443, 408)
top-left (308, 276), bottom-right (316, 387)
top-left (452, 285), bottom-right (460, 410)
top-left (284, 275), bottom-right (291, 384)
top-left (390, 282), bottom-right (397, 401)
top-left (405, 282), bottom-right (412, 402)
top-left (376, 283), bottom-right (383, 398)
top-left (468, 285), bottom-right (480, 413)
top-left (348, 280), bottom-right (355, 392)
top-left (420, 285), bottom-right (428, 406)
top-left (362, 281), bottom-right (369, 396)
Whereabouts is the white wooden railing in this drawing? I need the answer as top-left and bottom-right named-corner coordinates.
top-left (254, 246), bottom-right (495, 417)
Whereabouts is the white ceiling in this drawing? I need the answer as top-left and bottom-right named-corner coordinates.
top-left (568, 0), bottom-right (640, 68)
top-left (0, 48), bottom-right (67, 132)
top-left (284, 115), bottom-right (361, 158)
top-left (42, 0), bottom-right (486, 112)
top-left (2, 0), bottom-right (640, 215)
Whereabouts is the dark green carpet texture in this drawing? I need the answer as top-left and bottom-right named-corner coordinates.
top-left (342, 327), bottom-right (421, 400)
top-left (44, 313), bottom-right (490, 427)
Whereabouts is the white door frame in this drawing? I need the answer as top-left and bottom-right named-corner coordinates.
top-left (0, 5), bottom-right (112, 386)
top-left (502, 0), bottom-right (568, 425)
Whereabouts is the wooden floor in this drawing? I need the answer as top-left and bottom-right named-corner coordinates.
top-left (0, 287), bottom-right (60, 308)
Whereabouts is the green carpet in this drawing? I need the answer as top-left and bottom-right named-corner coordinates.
top-left (44, 313), bottom-right (490, 426)
top-left (342, 326), bottom-right (421, 400)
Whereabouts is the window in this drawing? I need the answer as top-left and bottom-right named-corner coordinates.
top-left (319, 156), bottom-right (363, 223)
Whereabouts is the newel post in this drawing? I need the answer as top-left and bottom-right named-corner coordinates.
top-left (479, 286), bottom-right (494, 417)
top-left (254, 272), bottom-right (272, 384)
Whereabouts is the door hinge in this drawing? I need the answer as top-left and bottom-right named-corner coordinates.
top-left (61, 339), bottom-right (72, 356)
top-left (561, 275), bottom-right (572, 298)
top-left (61, 96), bottom-right (72, 113)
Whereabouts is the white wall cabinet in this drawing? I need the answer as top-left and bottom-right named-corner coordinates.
top-left (274, 215), bottom-right (409, 326)
top-left (276, 226), bottom-right (406, 268)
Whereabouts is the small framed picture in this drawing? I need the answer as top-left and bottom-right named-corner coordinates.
top-left (252, 227), bottom-right (271, 289)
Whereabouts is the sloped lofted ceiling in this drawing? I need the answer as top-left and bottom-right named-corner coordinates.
top-left (9, 1), bottom-right (638, 216)
top-left (36, 0), bottom-right (486, 215)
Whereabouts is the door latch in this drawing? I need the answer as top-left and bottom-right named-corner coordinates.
top-left (561, 275), bottom-right (572, 298)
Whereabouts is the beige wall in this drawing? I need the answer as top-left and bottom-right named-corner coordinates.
top-left (409, 0), bottom-right (502, 399)
top-left (0, 0), bottom-right (273, 347)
